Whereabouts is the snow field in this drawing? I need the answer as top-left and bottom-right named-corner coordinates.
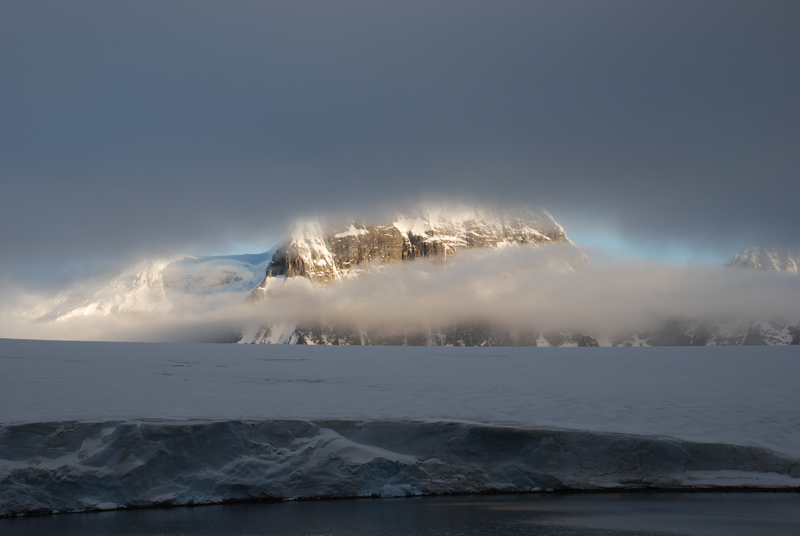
top-left (2, 340), bottom-right (798, 457)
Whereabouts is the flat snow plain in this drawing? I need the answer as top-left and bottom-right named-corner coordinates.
top-left (1, 339), bottom-right (799, 515)
top-left (3, 339), bottom-right (799, 456)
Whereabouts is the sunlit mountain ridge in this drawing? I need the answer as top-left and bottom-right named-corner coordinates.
top-left (8, 206), bottom-right (800, 346)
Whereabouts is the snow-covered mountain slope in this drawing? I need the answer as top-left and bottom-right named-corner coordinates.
top-left (726, 247), bottom-right (800, 273)
top-left (161, 252), bottom-right (272, 295)
top-left (250, 206), bottom-right (582, 300)
top-left (29, 252), bottom-right (272, 323)
top-left (31, 259), bottom-right (175, 322)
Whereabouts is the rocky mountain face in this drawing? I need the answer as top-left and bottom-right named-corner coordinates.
top-left (250, 207), bottom-right (575, 301)
top-left (243, 206), bottom-right (595, 345)
top-left (726, 247), bottom-right (800, 273)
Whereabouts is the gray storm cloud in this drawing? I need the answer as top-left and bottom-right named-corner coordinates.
top-left (2, 1), bottom-right (800, 288)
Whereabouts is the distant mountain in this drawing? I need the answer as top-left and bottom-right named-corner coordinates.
top-left (242, 206), bottom-right (596, 344)
top-left (32, 259), bottom-right (174, 322)
top-left (32, 252), bottom-right (272, 323)
top-left (726, 247), bottom-right (800, 273)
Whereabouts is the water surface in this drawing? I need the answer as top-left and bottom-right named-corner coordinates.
top-left (3, 492), bottom-right (799, 536)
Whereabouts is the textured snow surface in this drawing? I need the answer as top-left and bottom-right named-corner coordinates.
top-left (333, 224), bottom-right (370, 238)
top-left (1, 339), bottom-right (799, 515)
top-left (2, 420), bottom-right (798, 517)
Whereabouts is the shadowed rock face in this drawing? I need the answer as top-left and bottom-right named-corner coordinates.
top-left (241, 206), bottom-right (591, 345)
top-left (278, 323), bottom-right (600, 348)
top-left (2, 420), bottom-right (797, 517)
top-left (242, 310), bottom-right (800, 347)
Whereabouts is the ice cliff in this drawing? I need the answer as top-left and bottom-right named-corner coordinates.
top-left (2, 420), bottom-right (798, 517)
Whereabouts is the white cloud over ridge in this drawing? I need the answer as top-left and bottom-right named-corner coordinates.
top-left (3, 245), bottom-right (799, 344)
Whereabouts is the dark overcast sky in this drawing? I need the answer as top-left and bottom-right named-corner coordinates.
top-left (2, 1), bottom-right (799, 284)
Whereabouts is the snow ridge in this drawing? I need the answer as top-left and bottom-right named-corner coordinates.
top-left (27, 253), bottom-right (273, 323)
top-left (727, 247), bottom-right (800, 273)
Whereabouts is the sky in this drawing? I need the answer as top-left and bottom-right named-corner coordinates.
top-left (3, 1), bottom-right (800, 291)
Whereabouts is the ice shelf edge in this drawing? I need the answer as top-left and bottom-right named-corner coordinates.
top-left (1, 419), bottom-right (798, 517)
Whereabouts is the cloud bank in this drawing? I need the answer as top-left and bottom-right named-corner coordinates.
top-left (3, 246), bottom-right (799, 343)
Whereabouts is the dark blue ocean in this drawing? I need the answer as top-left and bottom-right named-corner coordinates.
top-left (3, 492), bottom-right (799, 536)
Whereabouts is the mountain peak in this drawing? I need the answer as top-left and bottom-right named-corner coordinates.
top-left (253, 205), bottom-right (576, 293)
top-left (726, 247), bottom-right (800, 273)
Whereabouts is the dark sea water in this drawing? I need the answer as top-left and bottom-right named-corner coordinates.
top-left (3, 492), bottom-right (799, 536)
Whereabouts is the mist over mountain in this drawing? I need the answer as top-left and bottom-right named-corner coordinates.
top-left (243, 206), bottom-right (587, 344)
top-left (251, 206), bottom-right (581, 295)
top-left (3, 204), bottom-right (798, 346)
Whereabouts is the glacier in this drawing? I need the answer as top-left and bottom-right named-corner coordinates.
top-left (1, 339), bottom-right (799, 516)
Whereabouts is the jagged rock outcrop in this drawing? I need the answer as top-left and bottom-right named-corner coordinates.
top-left (243, 206), bottom-right (590, 344)
top-left (244, 322), bottom-right (602, 347)
top-left (251, 207), bottom-right (574, 299)
top-left (726, 247), bottom-right (800, 273)
top-left (244, 318), bottom-right (800, 347)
